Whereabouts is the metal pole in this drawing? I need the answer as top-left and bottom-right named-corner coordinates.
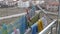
top-left (50, 27), bottom-right (53, 34)
top-left (58, 0), bottom-right (60, 34)
top-left (0, 13), bottom-right (26, 20)
top-left (56, 21), bottom-right (58, 34)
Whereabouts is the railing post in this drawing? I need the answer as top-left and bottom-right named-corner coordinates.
top-left (56, 21), bottom-right (58, 34)
top-left (58, 0), bottom-right (60, 34)
top-left (50, 27), bottom-right (53, 34)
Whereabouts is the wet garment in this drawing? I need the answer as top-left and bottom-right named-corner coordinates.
top-left (31, 23), bottom-right (37, 34)
top-left (19, 15), bottom-right (27, 34)
top-left (37, 19), bottom-right (43, 32)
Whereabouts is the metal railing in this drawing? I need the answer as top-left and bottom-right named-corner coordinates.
top-left (0, 12), bottom-right (26, 20)
top-left (0, 1), bottom-right (59, 34)
top-left (37, 2), bottom-right (58, 34)
top-left (38, 19), bottom-right (57, 34)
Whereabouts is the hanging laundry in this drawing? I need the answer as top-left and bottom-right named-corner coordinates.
top-left (41, 17), bottom-right (48, 28)
top-left (31, 23), bottom-right (37, 34)
top-left (25, 9), bottom-right (31, 27)
top-left (29, 10), bottom-right (32, 18)
top-left (28, 13), bottom-right (40, 27)
top-left (13, 22), bottom-right (17, 29)
top-left (31, 13), bottom-right (40, 23)
top-left (36, 25), bottom-right (38, 32)
top-left (11, 29), bottom-right (20, 34)
top-left (26, 5), bottom-right (36, 19)
top-left (15, 22), bottom-right (20, 29)
top-left (19, 15), bottom-right (28, 34)
top-left (37, 19), bottom-right (43, 32)
top-left (37, 16), bottom-right (47, 32)
top-left (7, 24), bottom-right (14, 34)
top-left (2, 23), bottom-right (8, 34)
top-left (13, 17), bottom-right (22, 29)
top-left (25, 15), bottom-right (28, 29)
top-left (26, 14), bottom-right (31, 27)
top-left (24, 28), bottom-right (31, 34)
top-left (31, 5), bottom-right (36, 16)
top-left (29, 5), bottom-right (36, 18)
top-left (13, 20), bottom-right (20, 29)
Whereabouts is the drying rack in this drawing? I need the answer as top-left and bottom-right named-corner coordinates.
top-left (0, 0), bottom-right (59, 34)
top-left (38, 0), bottom-right (59, 34)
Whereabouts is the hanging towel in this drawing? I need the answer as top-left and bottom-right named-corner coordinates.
top-left (37, 19), bottom-right (43, 32)
top-left (31, 23), bottom-right (37, 34)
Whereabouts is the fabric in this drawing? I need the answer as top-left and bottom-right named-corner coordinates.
top-left (41, 17), bottom-right (47, 28)
top-left (26, 6), bottom-right (36, 27)
top-left (7, 24), bottom-right (13, 34)
top-left (26, 6), bottom-right (36, 19)
top-left (37, 19), bottom-right (43, 32)
top-left (19, 15), bottom-right (27, 34)
top-left (11, 29), bottom-right (20, 34)
top-left (37, 17), bottom-right (47, 32)
top-left (28, 13), bottom-right (40, 27)
top-left (31, 23), bottom-right (37, 34)
top-left (26, 5), bottom-right (36, 19)
top-left (29, 5), bottom-right (36, 18)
